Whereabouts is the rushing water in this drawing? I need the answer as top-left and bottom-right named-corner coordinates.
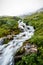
top-left (0, 20), bottom-right (34, 65)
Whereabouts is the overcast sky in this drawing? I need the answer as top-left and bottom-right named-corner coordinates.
top-left (0, 0), bottom-right (43, 16)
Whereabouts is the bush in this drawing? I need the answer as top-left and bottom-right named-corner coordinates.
top-left (16, 53), bottom-right (43, 65)
top-left (0, 16), bottom-right (20, 37)
top-left (16, 12), bottom-right (43, 65)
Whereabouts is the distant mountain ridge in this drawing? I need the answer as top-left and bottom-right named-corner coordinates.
top-left (19, 8), bottom-right (43, 19)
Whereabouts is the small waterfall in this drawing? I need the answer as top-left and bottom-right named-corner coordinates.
top-left (0, 20), bottom-right (34, 65)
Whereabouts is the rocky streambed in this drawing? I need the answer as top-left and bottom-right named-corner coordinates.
top-left (0, 20), bottom-right (35, 65)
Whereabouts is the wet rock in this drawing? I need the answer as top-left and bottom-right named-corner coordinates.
top-left (15, 43), bottom-right (37, 58)
top-left (24, 44), bottom-right (37, 53)
top-left (0, 37), bottom-right (6, 45)
top-left (7, 35), bottom-right (13, 40)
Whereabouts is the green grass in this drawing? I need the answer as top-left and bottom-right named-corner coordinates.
top-left (0, 16), bottom-right (21, 37)
top-left (16, 53), bottom-right (43, 65)
top-left (0, 12), bottom-right (43, 65)
top-left (23, 12), bottom-right (43, 47)
top-left (16, 12), bottom-right (43, 65)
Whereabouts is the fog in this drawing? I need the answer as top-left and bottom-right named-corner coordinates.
top-left (0, 0), bottom-right (43, 16)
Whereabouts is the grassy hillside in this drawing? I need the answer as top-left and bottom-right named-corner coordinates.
top-left (0, 16), bottom-right (20, 37)
top-left (23, 12), bottom-right (43, 46)
top-left (0, 12), bottom-right (43, 65)
top-left (16, 12), bottom-right (43, 65)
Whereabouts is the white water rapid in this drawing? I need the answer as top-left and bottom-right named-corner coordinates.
top-left (0, 20), bottom-right (34, 65)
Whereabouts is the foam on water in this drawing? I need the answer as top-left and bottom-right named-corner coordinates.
top-left (0, 20), bottom-right (34, 65)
